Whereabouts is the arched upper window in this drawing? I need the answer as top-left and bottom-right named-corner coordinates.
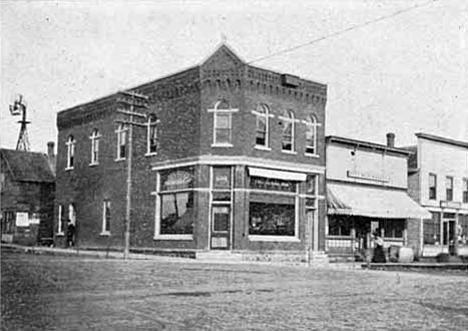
top-left (255, 104), bottom-right (270, 148)
top-left (281, 110), bottom-right (295, 152)
top-left (209, 100), bottom-right (238, 147)
top-left (305, 115), bottom-right (319, 155)
top-left (66, 135), bottom-right (75, 169)
top-left (146, 114), bottom-right (159, 155)
top-left (90, 129), bottom-right (100, 165)
top-left (116, 123), bottom-right (128, 160)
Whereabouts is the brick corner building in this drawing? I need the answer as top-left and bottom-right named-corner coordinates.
top-left (55, 44), bottom-right (327, 262)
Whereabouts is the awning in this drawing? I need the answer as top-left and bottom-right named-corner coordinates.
top-left (248, 167), bottom-right (307, 181)
top-left (327, 183), bottom-right (431, 219)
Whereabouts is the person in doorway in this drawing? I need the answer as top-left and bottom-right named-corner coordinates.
top-left (66, 219), bottom-right (75, 248)
top-left (372, 229), bottom-right (386, 263)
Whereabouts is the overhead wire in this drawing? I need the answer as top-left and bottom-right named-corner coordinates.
top-left (247, 0), bottom-right (440, 64)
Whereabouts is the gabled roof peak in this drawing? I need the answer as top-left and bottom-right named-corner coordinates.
top-left (199, 42), bottom-right (245, 66)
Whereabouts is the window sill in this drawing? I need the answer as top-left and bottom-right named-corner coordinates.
top-left (56, 232), bottom-right (65, 237)
top-left (248, 235), bottom-right (300, 242)
top-left (281, 150), bottom-right (297, 155)
top-left (211, 143), bottom-right (233, 148)
top-left (154, 234), bottom-right (193, 240)
top-left (255, 145), bottom-right (271, 151)
top-left (99, 231), bottom-right (111, 236)
top-left (115, 158), bottom-right (126, 162)
top-left (89, 162), bottom-right (99, 167)
top-left (305, 153), bottom-right (320, 158)
top-left (65, 167), bottom-right (74, 171)
top-left (145, 152), bottom-right (157, 157)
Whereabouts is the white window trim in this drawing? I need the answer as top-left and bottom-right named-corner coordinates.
top-left (115, 124), bottom-right (128, 161)
top-left (65, 136), bottom-right (75, 170)
top-left (304, 117), bottom-right (320, 157)
top-left (57, 205), bottom-right (64, 235)
top-left (211, 142), bottom-right (234, 148)
top-left (253, 105), bottom-right (271, 149)
top-left (89, 130), bottom-right (101, 166)
top-left (100, 200), bottom-right (111, 236)
top-left (208, 101), bottom-right (238, 147)
top-left (248, 235), bottom-right (301, 242)
top-left (281, 111), bottom-right (296, 152)
top-left (153, 171), bottom-right (194, 240)
top-left (254, 145), bottom-right (272, 151)
top-left (146, 117), bottom-right (160, 156)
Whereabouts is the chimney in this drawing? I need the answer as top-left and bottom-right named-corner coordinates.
top-left (47, 141), bottom-right (55, 157)
top-left (386, 133), bottom-right (395, 148)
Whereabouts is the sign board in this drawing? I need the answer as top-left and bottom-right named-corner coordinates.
top-left (347, 170), bottom-right (389, 183)
top-left (29, 213), bottom-right (40, 225)
top-left (440, 201), bottom-right (462, 209)
top-left (16, 212), bottom-right (29, 227)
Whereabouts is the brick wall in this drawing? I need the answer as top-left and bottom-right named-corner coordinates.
top-left (54, 45), bottom-right (328, 253)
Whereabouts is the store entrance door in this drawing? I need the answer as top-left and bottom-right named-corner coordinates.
top-left (210, 205), bottom-right (231, 250)
top-left (442, 219), bottom-right (456, 254)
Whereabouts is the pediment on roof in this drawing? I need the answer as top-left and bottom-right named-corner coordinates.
top-left (200, 44), bottom-right (245, 80)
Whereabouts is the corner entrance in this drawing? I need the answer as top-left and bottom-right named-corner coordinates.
top-left (210, 205), bottom-right (231, 250)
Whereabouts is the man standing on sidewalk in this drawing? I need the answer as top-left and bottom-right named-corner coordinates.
top-left (66, 220), bottom-right (75, 248)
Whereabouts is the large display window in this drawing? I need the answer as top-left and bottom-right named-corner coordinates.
top-left (155, 167), bottom-right (195, 238)
top-left (248, 174), bottom-right (299, 239)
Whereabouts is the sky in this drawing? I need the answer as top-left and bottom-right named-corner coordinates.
top-left (1, 0), bottom-right (467, 153)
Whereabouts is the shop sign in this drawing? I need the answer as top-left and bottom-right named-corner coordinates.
top-left (29, 213), bottom-right (40, 225)
top-left (16, 212), bottom-right (29, 227)
top-left (250, 176), bottom-right (295, 192)
top-left (347, 170), bottom-right (389, 183)
top-left (440, 201), bottom-right (461, 209)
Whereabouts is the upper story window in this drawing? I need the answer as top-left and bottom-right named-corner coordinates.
top-left (146, 114), bottom-right (159, 155)
top-left (281, 110), bottom-right (295, 152)
top-left (305, 115), bottom-right (319, 155)
top-left (209, 100), bottom-right (238, 147)
top-left (116, 123), bottom-right (128, 160)
top-left (429, 173), bottom-right (437, 200)
top-left (446, 176), bottom-right (453, 201)
top-left (66, 135), bottom-right (75, 169)
top-left (463, 178), bottom-right (468, 203)
top-left (90, 129), bottom-right (100, 165)
top-left (101, 200), bottom-right (111, 235)
top-left (254, 104), bottom-right (270, 148)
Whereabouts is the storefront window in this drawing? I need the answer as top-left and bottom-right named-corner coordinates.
top-left (249, 202), bottom-right (295, 236)
top-left (459, 215), bottom-right (468, 245)
top-left (328, 216), bottom-right (351, 236)
top-left (160, 192), bottom-right (194, 234)
top-left (423, 212), bottom-right (441, 245)
top-left (380, 219), bottom-right (404, 238)
top-left (158, 167), bottom-right (195, 236)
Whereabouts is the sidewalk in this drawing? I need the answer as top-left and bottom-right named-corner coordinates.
top-left (1, 243), bottom-right (366, 269)
top-left (1, 243), bottom-right (196, 263)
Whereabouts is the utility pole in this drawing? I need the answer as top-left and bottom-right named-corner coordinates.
top-left (9, 94), bottom-right (31, 151)
top-left (116, 91), bottom-right (149, 260)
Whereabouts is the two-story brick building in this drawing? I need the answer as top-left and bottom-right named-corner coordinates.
top-left (326, 134), bottom-right (430, 260)
top-left (55, 44), bottom-right (328, 262)
top-left (405, 133), bottom-right (468, 257)
top-left (1, 143), bottom-right (55, 245)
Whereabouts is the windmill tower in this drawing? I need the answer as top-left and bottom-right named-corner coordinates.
top-left (9, 94), bottom-right (30, 151)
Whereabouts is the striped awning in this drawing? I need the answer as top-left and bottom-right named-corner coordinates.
top-left (327, 183), bottom-right (431, 219)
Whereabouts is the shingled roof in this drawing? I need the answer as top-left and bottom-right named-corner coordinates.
top-left (0, 148), bottom-right (55, 183)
